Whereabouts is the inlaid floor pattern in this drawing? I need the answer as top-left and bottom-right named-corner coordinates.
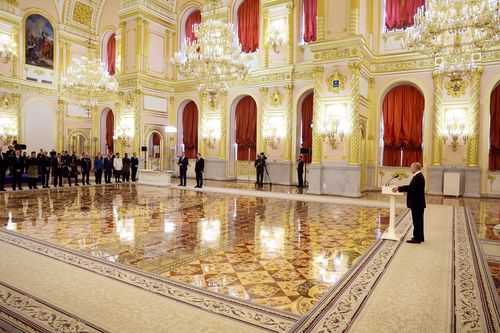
top-left (0, 184), bottom-right (396, 314)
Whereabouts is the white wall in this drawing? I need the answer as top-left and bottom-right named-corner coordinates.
top-left (24, 100), bottom-right (56, 152)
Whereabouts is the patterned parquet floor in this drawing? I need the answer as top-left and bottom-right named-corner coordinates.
top-left (0, 181), bottom-right (498, 312)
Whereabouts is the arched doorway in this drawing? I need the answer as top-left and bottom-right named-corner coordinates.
top-left (24, 100), bottom-right (56, 152)
top-left (231, 95), bottom-right (257, 180)
top-left (381, 84), bottom-right (424, 167)
top-left (297, 90), bottom-right (313, 164)
top-left (148, 131), bottom-right (162, 170)
top-left (100, 108), bottom-right (114, 154)
top-left (177, 100), bottom-right (198, 158)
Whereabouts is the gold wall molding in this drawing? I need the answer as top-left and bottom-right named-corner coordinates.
top-left (57, 100), bottom-right (66, 152)
top-left (199, 92), bottom-right (207, 157)
top-left (286, 2), bottom-right (293, 65)
top-left (327, 69), bottom-right (346, 94)
top-left (67, 128), bottom-right (91, 154)
top-left (366, 77), bottom-right (376, 165)
top-left (258, 87), bottom-right (268, 155)
top-left (467, 67), bottom-right (482, 167)
top-left (263, 10), bottom-right (269, 68)
top-left (11, 93), bottom-right (19, 142)
top-left (73, 1), bottom-right (93, 26)
top-left (348, 62), bottom-right (361, 166)
top-left (431, 71), bottom-right (444, 166)
top-left (311, 66), bottom-right (324, 164)
top-left (0, 78), bottom-right (58, 96)
top-left (135, 16), bottom-right (144, 72)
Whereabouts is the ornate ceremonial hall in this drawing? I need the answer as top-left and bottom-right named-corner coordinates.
top-left (0, 0), bottom-right (499, 332)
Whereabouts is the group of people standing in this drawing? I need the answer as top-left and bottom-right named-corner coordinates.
top-left (177, 152), bottom-right (205, 188)
top-left (0, 145), bottom-right (139, 191)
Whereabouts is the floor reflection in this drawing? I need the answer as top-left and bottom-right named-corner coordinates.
top-left (0, 184), bottom-right (395, 314)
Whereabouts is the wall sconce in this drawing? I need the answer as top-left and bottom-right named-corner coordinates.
top-left (321, 118), bottom-right (345, 149)
top-left (442, 109), bottom-right (468, 152)
top-left (0, 117), bottom-right (17, 144)
top-left (267, 26), bottom-right (283, 53)
top-left (203, 120), bottom-right (220, 149)
top-left (0, 34), bottom-right (16, 63)
top-left (263, 126), bottom-right (284, 149)
top-left (114, 118), bottom-right (134, 147)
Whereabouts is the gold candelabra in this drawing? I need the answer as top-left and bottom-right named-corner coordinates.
top-left (321, 119), bottom-right (345, 149)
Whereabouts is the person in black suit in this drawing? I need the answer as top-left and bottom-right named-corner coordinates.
top-left (297, 155), bottom-right (304, 188)
top-left (393, 162), bottom-right (426, 244)
top-left (10, 150), bottom-right (24, 191)
top-left (103, 153), bottom-right (113, 184)
top-left (194, 153), bottom-right (205, 188)
top-left (131, 152), bottom-right (139, 181)
top-left (0, 148), bottom-right (7, 191)
top-left (254, 152), bottom-right (266, 187)
top-left (80, 152), bottom-right (92, 185)
top-left (52, 153), bottom-right (64, 187)
top-left (178, 152), bottom-right (188, 186)
top-left (39, 151), bottom-right (51, 188)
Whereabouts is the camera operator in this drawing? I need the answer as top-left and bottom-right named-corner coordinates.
top-left (254, 152), bottom-right (267, 187)
top-left (297, 155), bottom-right (304, 188)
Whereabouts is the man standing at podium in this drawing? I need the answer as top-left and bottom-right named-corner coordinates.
top-left (392, 162), bottom-right (426, 244)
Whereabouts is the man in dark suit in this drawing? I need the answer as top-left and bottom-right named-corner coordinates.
top-left (103, 153), bottom-right (113, 184)
top-left (39, 151), bottom-right (51, 188)
top-left (178, 152), bottom-right (188, 186)
top-left (131, 152), bottom-right (139, 181)
top-left (254, 152), bottom-right (266, 187)
top-left (52, 153), bottom-right (64, 187)
top-left (393, 162), bottom-right (426, 244)
top-left (0, 148), bottom-right (7, 191)
top-left (80, 152), bottom-right (92, 185)
top-left (194, 153), bottom-right (205, 188)
top-left (297, 155), bottom-right (304, 188)
top-left (10, 150), bottom-right (24, 191)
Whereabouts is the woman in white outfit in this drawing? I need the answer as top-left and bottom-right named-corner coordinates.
top-left (113, 152), bottom-right (123, 183)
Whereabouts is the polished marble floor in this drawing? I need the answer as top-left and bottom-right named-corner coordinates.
top-left (0, 184), bottom-right (396, 314)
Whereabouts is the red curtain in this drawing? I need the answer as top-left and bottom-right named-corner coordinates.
top-left (301, 92), bottom-right (313, 163)
top-left (385, 0), bottom-right (425, 31)
top-left (106, 110), bottom-right (114, 153)
top-left (489, 85), bottom-right (500, 170)
top-left (185, 10), bottom-right (201, 43)
top-left (303, 0), bottom-right (317, 43)
top-left (235, 96), bottom-right (257, 161)
top-left (182, 101), bottom-right (198, 158)
top-left (382, 85), bottom-right (424, 167)
top-left (152, 133), bottom-right (161, 158)
top-left (106, 33), bottom-right (116, 75)
top-left (238, 0), bottom-right (259, 53)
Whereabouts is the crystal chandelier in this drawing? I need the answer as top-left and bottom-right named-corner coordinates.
top-left (172, 0), bottom-right (251, 105)
top-left (61, 55), bottom-right (118, 116)
top-left (0, 34), bottom-right (16, 63)
top-left (402, 0), bottom-right (500, 79)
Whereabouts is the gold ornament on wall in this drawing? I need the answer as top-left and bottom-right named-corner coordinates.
top-left (445, 76), bottom-right (467, 98)
top-left (1, 96), bottom-right (11, 110)
top-left (73, 2), bottom-right (93, 26)
top-left (327, 69), bottom-right (346, 94)
top-left (270, 89), bottom-right (283, 107)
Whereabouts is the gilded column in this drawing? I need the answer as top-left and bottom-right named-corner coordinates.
top-left (143, 20), bottom-right (150, 73)
top-left (286, 2), bottom-right (293, 65)
top-left (119, 21), bottom-right (126, 73)
top-left (169, 96), bottom-right (176, 152)
top-left (219, 91), bottom-right (227, 160)
top-left (316, 0), bottom-right (325, 41)
top-left (133, 90), bottom-right (142, 153)
top-left (349, 0), bottom-right (360, 35)
top-left (135, 17), bottom-right (144, 72)
top-left (199, 93), bottom-right (207, 157)
top-left (57, 99), bottom-right (65, 152)
top-left (431, 71), bottom-right (444, 166)
top-left (12, 94), bottom-right (20, 142)
top-left (348, 62), bottom-right (361, 166)
top-left (92, 105), bottom-right (100, 155)
top-left (312, 66), bottom-right (324, 164)
top-left (58, 40), bottom-right (64, 79)
top-left (65, 42), bottom-right (71, 72)
top-left (284, 84), bottom-right (293, 161)
top-left (258, 87), bottom-right (268, 155)
top-left (467, 67), bottom-right (482, 167)
top-left (263, 10), bottom-right (269, 68)
top-left (12, 27), bottom-right (19, 78)
top-left (367, 77), bottom-right (376, 165)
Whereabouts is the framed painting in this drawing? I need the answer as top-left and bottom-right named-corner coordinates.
top-left (25, 14), bottom-right (54, 69)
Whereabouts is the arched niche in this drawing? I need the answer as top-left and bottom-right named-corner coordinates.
top-left (296, 89), bottom-right (314, 164)
top-left (100, 107), bottom-right (114, 154)
top-left (23, 100), bottom-right (56, 152)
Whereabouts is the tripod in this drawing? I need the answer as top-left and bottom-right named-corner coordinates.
top-left (263, 164), bottom-right (272, 188)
